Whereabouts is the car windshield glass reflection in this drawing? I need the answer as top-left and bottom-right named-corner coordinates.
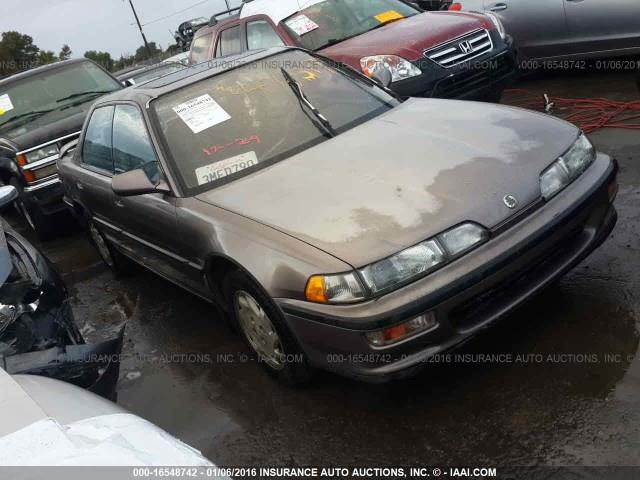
top-left (283, 0), bottom-right (419, 51)
top-left (152, 50), bottom-right (398, 194)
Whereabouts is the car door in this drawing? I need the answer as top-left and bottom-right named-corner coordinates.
top-left (564, 0), bottom-right (640, 56)
top-left (109, 104), bottom-right (201, 291)
top-left (75, 106), bottom-right (117, 228)
top-left (483, 0), bottom-right (569, 59)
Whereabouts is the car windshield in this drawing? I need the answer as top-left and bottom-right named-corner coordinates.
top-left (152, 50), bottom-right (398, 195)
top-left (130, 63), bottom-right (186, 85)
top-left (282, 0), bottom-right (419, 51)
top-left (0, 61), bottom-right (121, 139)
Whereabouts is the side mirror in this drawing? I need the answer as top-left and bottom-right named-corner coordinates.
top-left (371, 68), bottom-right (392, 88)
top-left (0, 186), bottom-right (18, 209)
top-left (112, 168), bottom-right (170, 197)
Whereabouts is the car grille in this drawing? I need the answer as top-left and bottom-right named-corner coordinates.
top-left (449, 227), bottom-right (585, 332)
top-left (431, 52), bottom-right (514, 98)
top-left (425, 29), bottom-right (493, 68)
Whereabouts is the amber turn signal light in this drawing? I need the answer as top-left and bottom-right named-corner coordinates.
top-left (305, 275), bottom-right (328, 303)
top-left (16, 154), bottom-right (35, 183)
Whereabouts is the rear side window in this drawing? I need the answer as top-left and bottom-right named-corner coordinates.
top-left (215, 26), bottom-right (242, 57)
top-left (191, 33), bottom-right (213, 64)
top-left (246, 20), bottom-right (285, 50)
top-left (82, 106), bottom-right (114, 172)
top-left (112, 105), bottom-right (158, 174)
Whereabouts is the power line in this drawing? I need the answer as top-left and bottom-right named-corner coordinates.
top-left (141, 0), bottom-right (217, 26)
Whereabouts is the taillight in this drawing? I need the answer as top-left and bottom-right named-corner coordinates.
top-left (449, 2), bottom-right (462, 10)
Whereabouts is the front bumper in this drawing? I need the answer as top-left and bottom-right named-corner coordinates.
top-left (22, 176), bottom-right (66, 216)
top-left (277, 154), bottom-right (618, 382)
top-left (391, 33), bottom-right (519, 100)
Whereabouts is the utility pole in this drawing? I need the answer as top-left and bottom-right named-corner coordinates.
top-left (127, 0), bottom-right (152, 59)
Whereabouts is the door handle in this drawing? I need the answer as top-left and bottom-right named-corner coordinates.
top-left (114, 198), bottom-right (125, 208)
top-left (76, 182), bottom-right (84, 191)
top-left (489, 3), bottom-right (508, 11)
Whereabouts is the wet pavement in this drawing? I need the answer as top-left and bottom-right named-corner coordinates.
top-left (10, 70), bottom-right (640, 467)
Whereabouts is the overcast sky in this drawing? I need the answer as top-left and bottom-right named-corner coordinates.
top-left (0, 0), bottom-right (242, 59)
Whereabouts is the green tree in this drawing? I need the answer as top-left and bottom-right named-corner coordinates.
top-left (134, 42), bottom-right (162, 62)
top-left (37, 50), bottom-right (58, 66)
top-left (59, 44), bottom-right (72, 61)
top-left (0, 31), bottom-right (40, 76)
top-left (84, 50), bottom-right (114, 71)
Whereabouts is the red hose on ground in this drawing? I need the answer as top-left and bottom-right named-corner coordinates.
top-left (502, 88), bottom-right (640, 134)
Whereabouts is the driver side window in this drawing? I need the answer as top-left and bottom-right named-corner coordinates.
top-left (112, 104), bottom-right (158, 177)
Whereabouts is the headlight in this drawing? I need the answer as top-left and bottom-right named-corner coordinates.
top-left (306, 222), bottom-right (488, 303)
top-left (23, 145), bottom-right (59, 163)
top-left (360, 55), bottom-right (422, 83)
top-left (360, 222), bottom-right (488, 295)
top-left (540, 134), bottom-right (596, 200)
top-left (360, 240), bottom-right (446, 295)
top-left (485, 12), bottom-right (506, 40)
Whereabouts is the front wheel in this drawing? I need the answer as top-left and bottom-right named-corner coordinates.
top-left (225, 270), bottom-right (312, 386)
top-left (87, 219), bottom-right (132, 276)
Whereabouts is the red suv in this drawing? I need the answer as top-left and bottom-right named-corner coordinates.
top-left (190, 0), bottom-right (518, 100)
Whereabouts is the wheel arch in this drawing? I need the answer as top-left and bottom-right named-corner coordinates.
top-left (204, 253), bottom-right (266, 312)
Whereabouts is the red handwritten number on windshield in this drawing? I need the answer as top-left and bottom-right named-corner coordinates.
top-left (203, 135), bottom-right (261, 156)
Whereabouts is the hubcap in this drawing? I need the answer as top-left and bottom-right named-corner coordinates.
top-left (234, 290), bottom-right (285, 370)
top-left (90, 223), bottom-right (114, 268)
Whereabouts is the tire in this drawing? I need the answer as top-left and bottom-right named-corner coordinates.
top-left (225, 270), bottom-right (313, 386)
top-left (10, 179), bottom-right (56, 240)
top-left (86, 218), bottom-right (133, 276)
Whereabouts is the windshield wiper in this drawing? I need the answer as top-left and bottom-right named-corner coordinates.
top-left (280, 67), bottom-right (337, 138)
top-left (56, 90), bottom-right (114, 103)
top-left (0, 108), bottom-right (56, 127)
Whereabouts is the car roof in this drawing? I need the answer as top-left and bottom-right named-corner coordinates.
top-left (95, 47), bottom-right (292, 105)
top-left (240, 0), bottom-right (325, 24)
top-left (0, 58), bottom-right (95, 87)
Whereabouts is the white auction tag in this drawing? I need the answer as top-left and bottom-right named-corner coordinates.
top-left (0, 94), bottom-right (14, 115)
top-left (286, 14), bottom-right (319, 36)
top-left (173, 94), bottom-right (231, 134)
top-left (195, 151), bottom-right (259, 186)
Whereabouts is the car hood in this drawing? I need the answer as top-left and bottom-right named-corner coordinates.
top-left (0, 109), bottom-right (86, 154)
top-left (196, 98), bottom-right (579, 268)
top-left (318, 12), bottom-right (493, 65)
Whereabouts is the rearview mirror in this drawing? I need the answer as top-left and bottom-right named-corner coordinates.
top-left (112, 168), bottom-right (170, 197)
top-left (0, 186), bottom-right (18, 209)
top-left (371, 68), bottom-right (392, 88)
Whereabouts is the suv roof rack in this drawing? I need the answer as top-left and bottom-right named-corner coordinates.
top-left (209, 6), bottom-right (242, 26)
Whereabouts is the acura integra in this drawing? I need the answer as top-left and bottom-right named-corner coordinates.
top-left (58, 48), bottom-right (618, 384)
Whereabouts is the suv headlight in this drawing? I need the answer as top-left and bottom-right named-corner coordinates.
top-left (305, 223), bottom-right (489, 303)
top-left (360, 55), bottom-right (422, 83)
top-left (485, 12), bottom-right (506, 40)
top-left (21, 145), bottom-right (59, 164)
top-left (540, 134), bottom-right (596, 200)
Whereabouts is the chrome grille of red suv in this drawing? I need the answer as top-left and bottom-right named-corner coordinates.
top-left (425, 29), bottom-right (493, 68)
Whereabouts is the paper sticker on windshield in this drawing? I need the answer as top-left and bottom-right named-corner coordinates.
top-left (195, 151), bottom-right (259, 185)
top-left (374, 10), bottom-right (404, 24)
top-left (173, 94), bottom-right (230, 134)
top-left (0, 94), bottom-right (14, 116)
top-left (285, 15), bottom-right (319, 36)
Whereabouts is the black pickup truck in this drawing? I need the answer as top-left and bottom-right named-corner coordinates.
top-left (0, 59), bottom-right (121, 238)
